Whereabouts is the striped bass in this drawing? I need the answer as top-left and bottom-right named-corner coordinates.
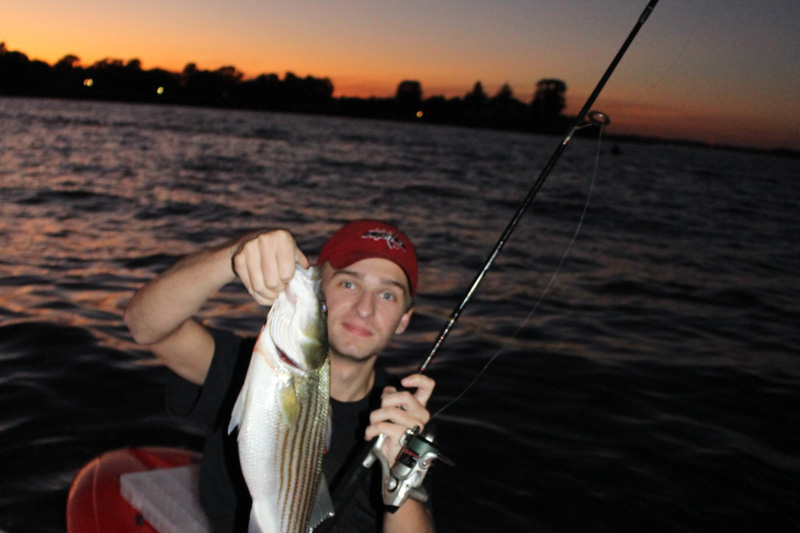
top-left (228, 265), bottom-right (331, 533)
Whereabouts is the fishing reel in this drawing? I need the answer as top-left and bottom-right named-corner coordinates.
top-left (366, 426), bottom-right (453, 512)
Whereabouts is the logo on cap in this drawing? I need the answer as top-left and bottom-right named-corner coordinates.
top-left (362, 229), bottom-right (407, 252)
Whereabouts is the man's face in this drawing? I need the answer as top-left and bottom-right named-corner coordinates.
top-left (321, 257), bottom-right (413, 363)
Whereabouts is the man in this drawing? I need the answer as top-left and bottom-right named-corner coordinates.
top-left (124, 220), bottom-right (436, 532)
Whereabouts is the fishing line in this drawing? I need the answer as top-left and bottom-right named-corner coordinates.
top-left (430, 119), bottom-right (607, 421)
top-left (604, 5), bottom-right (702, 121)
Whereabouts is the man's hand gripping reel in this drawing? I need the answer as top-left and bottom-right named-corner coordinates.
top-left (364, 425), bottom-right (453, 512)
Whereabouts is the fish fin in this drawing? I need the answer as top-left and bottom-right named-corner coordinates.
top-left (228, 367), bottom-right (252, 434)
top-left (307, 474), bottom-right (335, 532)
top-left (228, 388), bottom-right (244, 434)
top-left (279, 377), bottom-right (299, 426)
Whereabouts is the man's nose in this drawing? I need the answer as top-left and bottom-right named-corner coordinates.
top-left (355, 291), bottom-right (375, 317)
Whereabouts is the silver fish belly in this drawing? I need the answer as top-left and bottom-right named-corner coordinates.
top-left (228, 265), bottom-right (330, 533)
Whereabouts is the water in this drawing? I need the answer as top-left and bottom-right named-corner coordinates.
top-left (1, 96), bottom-right (799, 532)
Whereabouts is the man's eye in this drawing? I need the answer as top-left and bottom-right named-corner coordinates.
top-left (381, 291), bottom-right (396, 301)
top-left (341, 280), bottom-right (354, 289)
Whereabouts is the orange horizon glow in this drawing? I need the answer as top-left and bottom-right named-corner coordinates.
top-left (8, 43), bottom-right (522, 100)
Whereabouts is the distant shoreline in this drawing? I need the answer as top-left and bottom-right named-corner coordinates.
top-left (1, 42), bottom-right (796, 159)
top-left (4, 93), bottom-right (796, 161)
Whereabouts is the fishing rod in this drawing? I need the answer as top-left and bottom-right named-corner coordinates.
top-left (314, 1), bottom-right (660, 529)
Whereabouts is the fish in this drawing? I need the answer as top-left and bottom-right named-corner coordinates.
top-left (228, 264), bottom-right (331, 533)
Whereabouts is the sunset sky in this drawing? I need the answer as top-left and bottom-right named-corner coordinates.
top-left (4, 0), bottom-right (800, 150)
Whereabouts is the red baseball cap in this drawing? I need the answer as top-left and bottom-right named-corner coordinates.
top-left (317, 220), bottom-right (418, 296)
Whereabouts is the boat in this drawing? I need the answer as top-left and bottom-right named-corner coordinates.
top-left (67, 446), bottom-right (207, 533)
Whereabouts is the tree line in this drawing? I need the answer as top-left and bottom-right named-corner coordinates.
top-left (1, 42), bottom-right (571, 133)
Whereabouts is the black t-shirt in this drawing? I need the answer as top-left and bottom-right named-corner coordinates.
top-left (166, 328), bottom-right (398, 533)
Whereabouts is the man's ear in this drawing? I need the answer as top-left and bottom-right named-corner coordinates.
top-left (394, 308), bottom-right (413, 335)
